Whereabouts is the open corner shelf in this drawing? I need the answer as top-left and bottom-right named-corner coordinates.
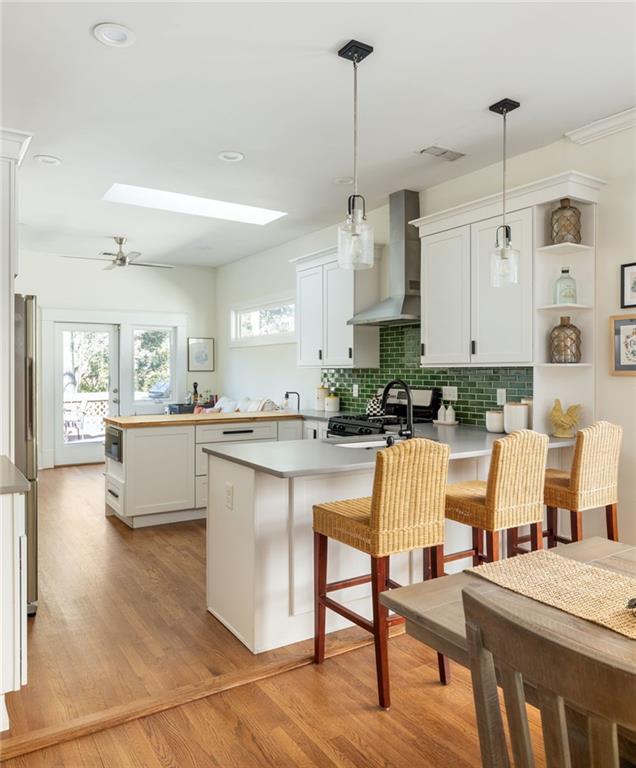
top-left (535, 243), bottom-right (594, 257)
top-left (535, 363), bottom-right (592, 369)
top-left (536, 303), bottom-right (593, 312)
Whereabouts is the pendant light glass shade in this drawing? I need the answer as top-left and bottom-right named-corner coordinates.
top-left (337, 50), bottom-right (373, 270)
top-left (338, 195), bottom-right (374, 270)
top-left (490, 225), bottom-right (519, 287)
top-left (489, 100), bottom-right (520, 287)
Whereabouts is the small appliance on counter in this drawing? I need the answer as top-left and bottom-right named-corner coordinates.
top-left (327, 387), bottom-right (440, 437)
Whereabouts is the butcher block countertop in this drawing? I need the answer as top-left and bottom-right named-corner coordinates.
top-left (103, 412), bottom-right (304, 429)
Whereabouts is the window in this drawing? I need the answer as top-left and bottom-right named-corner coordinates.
top-left (231, 297), bottom-right (295, 346)
top-left (133, 327), bottom-right (174, 401)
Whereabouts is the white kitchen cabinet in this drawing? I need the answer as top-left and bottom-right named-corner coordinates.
top-left (470, 208), bottom-right (533, 364)
top-left (125, 426), bottom-right (195, 517)
top-left (277, 420), bottom-right (304, 442)
top-left (420, 226), bottom-right (471, 365)
top-left (420, 208), bottom-right (533, 366)
top-left (1, 477), bottom-right (28, 733)
top-left (303, 420), bottom-right (329, 440)
top-left (294, 247), bottom-right (380, 369)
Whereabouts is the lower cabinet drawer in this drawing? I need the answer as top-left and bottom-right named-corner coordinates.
top-left (105, 475), bottom-right (124, 515)
top-left (195, 421), bottom-right (277, 444)
top-left (195, 475), bottom-right (207, 509)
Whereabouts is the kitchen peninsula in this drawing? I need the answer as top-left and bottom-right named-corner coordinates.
top-left (103, 412), bottom-right (303, 528)
top-left (204, 426), bottom-right (573, 653)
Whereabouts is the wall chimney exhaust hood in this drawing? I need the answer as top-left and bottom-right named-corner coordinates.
top-left (347, 189), bottom-right (421, 326)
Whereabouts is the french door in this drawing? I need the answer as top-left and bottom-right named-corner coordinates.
top-left (54, 323), bottom-right (120, 465)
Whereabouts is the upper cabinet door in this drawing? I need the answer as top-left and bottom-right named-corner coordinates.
top-left (296, 265), bottom-right (324, 367)
top-left (470, 208), bottom-right (533, 364)
top-left (421, 226), bottom-right (471, 365)
top-left (322, 261), bottom-right (354, 367)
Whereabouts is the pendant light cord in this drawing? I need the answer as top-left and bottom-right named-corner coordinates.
top-left (353, 56), bottom-right (358, 198)
top-left (502, 109), bottom-right (507, 229)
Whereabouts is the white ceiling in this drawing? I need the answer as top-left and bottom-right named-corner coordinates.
top-left (3, 2), bottom-right (634, 267)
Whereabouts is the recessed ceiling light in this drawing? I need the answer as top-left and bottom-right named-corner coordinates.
top-left (334, 176), bottom-right (354, 185)
top-left (103, 183), bottom-right (287, 226)
top-left (217, 150), bottom-right (245, 163)
top-left (33, 154), bottom-right (62, 166)
top-left (93, 23), bottom-right (136, 48)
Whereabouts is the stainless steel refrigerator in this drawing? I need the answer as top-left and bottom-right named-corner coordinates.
top-left (14, 294), bottom-right (38, 616)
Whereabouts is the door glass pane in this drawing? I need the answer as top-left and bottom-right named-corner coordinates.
top-left (133, 328), bottom-right (172, 401)
top-left (62, 330), bottom-right (110, 444)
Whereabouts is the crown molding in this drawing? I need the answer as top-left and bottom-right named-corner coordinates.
top-left (0, 128), bottom-right (33, 166)
top-left (565, 107), bottom-right (636, 145)
top-left (411, 171), bottom-right (606, 236)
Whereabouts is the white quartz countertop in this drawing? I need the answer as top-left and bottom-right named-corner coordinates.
top-left (202, 425), bottom-right (575, 479)
top-left (0, 455), bottom-right (30, 495)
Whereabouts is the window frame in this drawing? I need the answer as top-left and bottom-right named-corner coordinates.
top-left (229, 294), bottom-right (296, 348)
top-left (131, 324), bottom-right (177, 404)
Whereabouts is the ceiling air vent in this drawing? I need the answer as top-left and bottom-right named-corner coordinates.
top-left (419, 145), bottom-right (465, 162)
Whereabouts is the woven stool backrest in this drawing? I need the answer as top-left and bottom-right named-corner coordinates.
top-left (570, 421), bottom-right (622, 502)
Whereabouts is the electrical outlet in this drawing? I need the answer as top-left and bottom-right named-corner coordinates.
top-left (442, 386), bottom-right (458, 401)
top-left (497, 388), bottom-right (507, 406)
top-left (225, 482), bottom-right (234, 510)
top-left (352, 383), bottom-right (359, 397)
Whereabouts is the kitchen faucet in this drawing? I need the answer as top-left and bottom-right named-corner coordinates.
top-left (284, 391), bottom-right (300, 412)
top-left (381, 379), bottom-right (413, 440)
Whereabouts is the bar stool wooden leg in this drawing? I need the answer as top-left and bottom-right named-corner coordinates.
top-left (485, 531), bottom-right (500, 562)
top-left (546, 506), bottom-right (558, 548)
top-left (472, 527), bottom-right (483, 565)
top-left (506, 528), bottom-right (519, 557)
top-left (422, 547), bottom-right (432, 581)
top-left (570, 510), bottom-right (583, 542)
top-left (430, 545), bottom-right (451, 685)
top-left (314, 532), bottom-right (327, 664)
top-left (606, 503), bottom-right (618, 541)
top-left (530, 522), bottom-right (543, 551)
top-left (371, 556), bottom-right (391, 709)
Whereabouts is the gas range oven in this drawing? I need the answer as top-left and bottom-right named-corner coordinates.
top-left (327, 387), bottom-right (440, 438)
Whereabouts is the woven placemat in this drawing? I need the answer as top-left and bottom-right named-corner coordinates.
top-left (469, 549), bottom-right (636, 640)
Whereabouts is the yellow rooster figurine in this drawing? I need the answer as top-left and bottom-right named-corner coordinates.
top-left (549, 399), bottom-right (581, 438)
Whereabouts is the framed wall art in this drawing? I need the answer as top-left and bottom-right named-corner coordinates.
top-left (609, 314), bottom-right (636, 376)
top-left (621, 262), bottom-right (636, 308)
top-left (188, 337), bottom-right (215, 372)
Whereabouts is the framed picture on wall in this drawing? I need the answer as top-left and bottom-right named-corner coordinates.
top-left (188, 337), bottom-right (215, 372)
top-left (621, 262), bottom-right (636, 308)
top-left (609, 315), bottom-right (636, 376)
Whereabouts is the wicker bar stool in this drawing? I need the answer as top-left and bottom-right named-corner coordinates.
top-left (444, 430), bottom-right (549, 565)
top-left (313, 438), bottom-right (450, 710)
top-left (544, 421), bottom-right (623, 546)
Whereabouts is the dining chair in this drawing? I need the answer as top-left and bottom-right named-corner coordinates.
top-left (313, 437), bottom-right (450, 709)
top-left (444, 430), bottom-right (549, 563)
top-left (462, 583), bottom-right (635, 768)
top-left (545, 421), bottom-right (623, 545)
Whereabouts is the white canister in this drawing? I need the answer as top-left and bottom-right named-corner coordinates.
top-left (315, 386), bottom-right (328, 411)
top-left (325, 394), bottom-right (340, 413)
top-left (521, 397), bottom-right (533, 428)
top-left (503, 403), bottom-right (529, 434)
top-left (485, 409), bottom-right (505, 433)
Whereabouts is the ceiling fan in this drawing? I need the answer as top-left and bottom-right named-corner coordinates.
top-left (63, 236), bottom-right (175, 270)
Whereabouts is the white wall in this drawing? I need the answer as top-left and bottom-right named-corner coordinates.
top-left (15, 251), bottom-right (218, 394)
top-left (214, 206), bottom-right (389, 409)
top-left (420, 129), bottom-right (636, 544)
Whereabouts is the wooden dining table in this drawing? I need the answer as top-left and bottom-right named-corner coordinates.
top-left (380, 537), bottom-right (636, 766)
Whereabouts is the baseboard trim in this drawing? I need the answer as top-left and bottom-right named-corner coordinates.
top-left (0, 630), bottom-right (400, 760)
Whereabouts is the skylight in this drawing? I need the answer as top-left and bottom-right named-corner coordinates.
top-left (102, 183), bottom-right (287, 226)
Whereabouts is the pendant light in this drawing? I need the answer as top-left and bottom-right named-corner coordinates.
top-left (489, 98), bottom-right (521, 287)
top-left (337, 40), bottom-right (374, 270)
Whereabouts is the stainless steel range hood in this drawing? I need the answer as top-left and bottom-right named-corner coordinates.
top-left (347, 189), bottom-right (420, 326)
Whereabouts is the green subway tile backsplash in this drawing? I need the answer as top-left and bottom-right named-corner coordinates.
top-left (322, 325), bottom-right (533, 426)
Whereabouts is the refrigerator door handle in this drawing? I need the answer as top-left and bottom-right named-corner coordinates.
top-left (26, 357), bottom-right (34, 441)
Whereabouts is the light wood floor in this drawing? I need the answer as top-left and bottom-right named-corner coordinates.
top-left (4, 633), bottom-right (548, 768)
top-left (1, 466), bottom-right (369, 742)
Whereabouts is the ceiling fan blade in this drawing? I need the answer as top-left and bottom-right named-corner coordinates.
top-left (99, 251), bottom-right (117, 257)
top-left (129, 262), bottom-right (175, 269)
top-left (126, 251), bottom-right (142, 261)
top-left (103, 263), bottom-right (118, 271)
top-left (61, 254), bottom-right (116, 262)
